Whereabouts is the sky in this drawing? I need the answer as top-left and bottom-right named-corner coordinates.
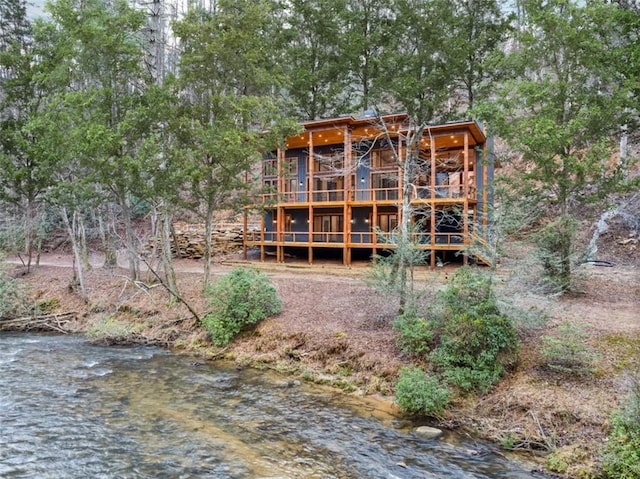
top-left (27, 0), bottom-right (47, 19)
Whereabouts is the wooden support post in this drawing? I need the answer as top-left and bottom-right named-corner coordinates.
top-left (482, 130), bottom-right (489, 236)
top-left (430, 136), bottom-right (437, 269)
top-left (308, 204), bottom-right (313, 265)
top-left (260, 214), bottom-right (265, 262)
top-left (344, 203), bottom-right (350, 266)
top-left (344, 124), bottom-right (351, 266)
top-left (308, 131), bottom-right (314, 265)
top-left (372, 202), bottom-right (378, 258)
top-left (463, 132), bottom-right (470, 266)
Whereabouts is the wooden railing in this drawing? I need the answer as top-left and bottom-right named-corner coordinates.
top-left (255, 185), bottom-right (476, 205)
top-left (246, 231), bottom-right (466, 246)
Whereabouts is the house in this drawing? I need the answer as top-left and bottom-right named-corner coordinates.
top-left (243, 113), bottom-right (494, 268)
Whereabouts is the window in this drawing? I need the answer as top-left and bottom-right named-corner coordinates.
top-left (284, 157), bottom-right (298, 176)
top-left (375, 213), bottom-right (398, 233)
top-left (313, 214), bottom-right (344, 242)
top-left (371, 148), bottom-right (396, 168)
top-left (314, 152), bottom-right (344, 172)
top-left (263, 178), bottom-right (278, 191)
top-left (313, 177), bottom-right (344, 201)
top-left (372, 172), bottom-right (399, 200)
top-left (263, 158), bottom-right (277, 177)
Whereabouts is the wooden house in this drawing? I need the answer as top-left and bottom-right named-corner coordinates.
top-left (243, 113), bottom-right (494, 268)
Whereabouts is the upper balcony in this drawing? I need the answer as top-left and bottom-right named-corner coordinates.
top-left (256, 183), bottom-right (477, 206)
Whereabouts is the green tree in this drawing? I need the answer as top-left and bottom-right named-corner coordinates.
top-left (481, 0), bottom-right (634, 291)
top-left (283, 0), bottom-right (353, 120)
top-left (449, 0), bottom-right (513, 110)
top-left (0, 1), bottom-right (53, 270)
top-left (173, 0), bottom-right (299, 289)
top-left (44, 0), bottom-right (153, 281)
top-left (341, 0), bottom-right (394, 112)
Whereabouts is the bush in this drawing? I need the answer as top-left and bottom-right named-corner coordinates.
top-left (540, 321), bottom-right (597, 376)
top-left (202, 268), bottom-right (282, 347)
top-left (393, 308), bottom-right (434, 356)
top-left (534, 215), bottom-right (578, 293)
top-left (430, 310), bottom-right (519, 393)
top-left (0, 258), bottom-right (30, 319)
top-left (602, 375), bottom-right (640, 479)
top-left (395, 366), bottom-right (451, 417)
top-left (396, 268), bottom-right (519, 393)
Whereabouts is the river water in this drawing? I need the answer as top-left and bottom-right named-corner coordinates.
top-left (0, 333), bottom-right (538, 479)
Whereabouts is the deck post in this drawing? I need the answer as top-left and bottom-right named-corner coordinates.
top-left (463, 132), bottom-right (470, 266)
top-left (308, 131), bottom-right (315, 265)
top-left (430, 133), bottom-right (437, 269)
top-left (260, 214), bottom-right (265, 262)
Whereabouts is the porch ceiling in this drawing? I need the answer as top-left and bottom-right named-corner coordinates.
top-left (284, 117), bottom-right (486, 151)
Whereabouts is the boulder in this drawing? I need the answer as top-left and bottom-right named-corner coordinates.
top-left (415, 426), bottom-right (443, 439)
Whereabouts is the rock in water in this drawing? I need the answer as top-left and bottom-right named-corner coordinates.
top-left (415, 426), bottom-right (442, 439)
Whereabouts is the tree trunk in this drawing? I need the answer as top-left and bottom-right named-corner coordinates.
top-left (101, 204), bottom-right (118, 268)
top-left (61, 206), bottom-right (87, 302)
top-left (119, 194), bottom-right (140, 281)
top-left (23, 197), bottom-right (34, 273)
top-left (161, 208), bottom-right (178, 296)
top-left (78, 213), bottom-right (92, 271)
top-left (203, 201), bottom-right (215, 290)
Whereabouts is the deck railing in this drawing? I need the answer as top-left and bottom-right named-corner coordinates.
top-left (245, 231), bottom-right (465, 246)
top-left (255, 185), bottom-right (476, 205)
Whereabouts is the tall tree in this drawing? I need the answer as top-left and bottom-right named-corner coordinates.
top-left (283, 0), bottom-right (353, 120)
top-left (173, 0), bottom-right (298, 288)
top-left (0, 1), bottom-right (55, 270)
top-left (341, 0), bottom-right (393, 112)
top-left (44, 0), bottom-right (153, 280)
top-left (449, 0), bottom-right (513, 110)
top-left (481, 0), bottom-right (634, 291)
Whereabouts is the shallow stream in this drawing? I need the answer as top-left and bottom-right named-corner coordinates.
top-left (0, 332), bottom-right (539, 478)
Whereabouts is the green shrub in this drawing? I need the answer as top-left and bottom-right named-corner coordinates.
top-left (393, 308), bottom-right (434, 355)
top-left (541, 321), bottom-right (597, 376)
top-left (0, 259), bottom-right (30, 319)
top-left (602, 375), bottom-right (640, 479)
top-left (202, 268), bottom-right (282, 346)
top-left (534, 215), bottom-right (578, 293)
top-left (430, 310), bottom-right (519, 393)
top-left (395, 366), bottom-right (451, 417)
top-left (393, 267), bottom-right (519, 400)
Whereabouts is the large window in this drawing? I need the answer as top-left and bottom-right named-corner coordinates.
top-left (314, 152), bottom-right (344, 172)
top-left (371, 148), bottom-right (396, 169)
top-left (263, 158), bottom-right (277, 177)
top-left (284, 157), bottom-right (298, 176)
top-left (313, 177), bottom-right (344, 201)
top-left (375, 213), bottom-right (398, 232)
top-left (313, 214), bottom-right (344, 242)
top-left (372, 172), bottom-right (398, 200)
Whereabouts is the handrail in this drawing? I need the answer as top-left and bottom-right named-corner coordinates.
top-left (254, 184), bottom-right (476, 205)
top-left (246, 230), bottom-right (466, 246)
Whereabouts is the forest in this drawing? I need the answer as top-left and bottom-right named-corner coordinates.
top-left (0, 0), bottom-right (638, 292)
top-left (1, 1), bottom-right (639, 477)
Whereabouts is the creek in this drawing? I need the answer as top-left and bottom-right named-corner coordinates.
top-left (0, 332), bottom-right (539, 478)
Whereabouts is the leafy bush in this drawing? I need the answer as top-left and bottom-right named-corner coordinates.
top-left (540, 322), bottom-right (597, 376)
top-left (393, 307), bottom-right (434, 355)
top-left (394, 267), bottom-right (519, 394)
top-left (202, 268), bottom-right (282, 346)
top-left (430, 310), bottom-right (519, 393)
top-left (395, 366), bottom-right (451, 417)
top-left (534, 215), bottom-right (578, 293)
top-left (602, 374), bottom-right (640, 479)
top-left (0, 259), bottom-right (30, 319)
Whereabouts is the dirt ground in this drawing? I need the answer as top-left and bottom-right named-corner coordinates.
top-left (5, 224), bottom-right (639, 478)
